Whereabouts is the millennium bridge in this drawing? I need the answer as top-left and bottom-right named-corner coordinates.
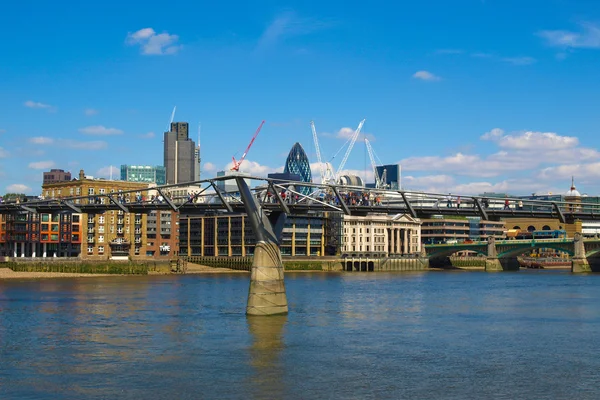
top-left (2, 176), bottom-right (599, 315)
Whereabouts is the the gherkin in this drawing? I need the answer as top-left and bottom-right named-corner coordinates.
top-left (283, 142), bottom-right (312, 195)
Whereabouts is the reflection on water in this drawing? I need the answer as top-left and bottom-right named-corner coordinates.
top-left (0, 271), bottom-right (600, 399)
top-left (247, 315), bottom-right (287, 399)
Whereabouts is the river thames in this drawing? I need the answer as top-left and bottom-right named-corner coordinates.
top-left (1, 270), bottom-right (599, 399)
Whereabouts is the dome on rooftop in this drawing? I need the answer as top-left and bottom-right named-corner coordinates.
top-left (566, 177), bottom-right (581, 197)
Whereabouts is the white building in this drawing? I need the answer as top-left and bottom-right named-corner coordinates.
top-left (341, 213), bottom-right (422, 256)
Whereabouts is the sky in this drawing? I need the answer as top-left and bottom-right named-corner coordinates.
top-left (2, 0), bottom-right (600, 196)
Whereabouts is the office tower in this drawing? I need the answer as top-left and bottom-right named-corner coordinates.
top-left (164, 122), bottom-right (196, 184)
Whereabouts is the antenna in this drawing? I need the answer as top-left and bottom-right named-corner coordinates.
top-left (168, 106), bottom-right (176, 130)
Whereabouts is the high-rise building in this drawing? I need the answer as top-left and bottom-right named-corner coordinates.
top-left (283, 142), bottom-right (312, 195)
top-left (164, 122), bottom-right (196, 184)
top-left (375, 164), bottom-right (401, 190)
top-left (43, 169), bottom-right (72, 184)
top-left (121, 165), bottom-right (166, 185)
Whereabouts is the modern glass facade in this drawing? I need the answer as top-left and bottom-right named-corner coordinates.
top-left (283, 142), bottom-right (312, 195)
top-left (120, 165), bottom-right (166, 185)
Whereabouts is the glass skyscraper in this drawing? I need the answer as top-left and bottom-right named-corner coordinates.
top-left (120, 165), bottom-right (166, 185)
top-left (283, 142), bottom-right (312, 195)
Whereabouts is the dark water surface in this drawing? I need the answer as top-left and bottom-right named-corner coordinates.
top-left (1, 270), bottom-right (599, 399)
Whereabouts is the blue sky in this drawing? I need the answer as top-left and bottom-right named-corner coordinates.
top-left (2, 0), bottom-right (600, 196)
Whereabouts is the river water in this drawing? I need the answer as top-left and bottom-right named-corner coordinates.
top-left (1, 270), bottom-right (599, 399)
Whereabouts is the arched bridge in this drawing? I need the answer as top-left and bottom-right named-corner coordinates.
top-left (425, 235), bottom-right (600, 272)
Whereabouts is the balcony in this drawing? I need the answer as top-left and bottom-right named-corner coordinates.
top-left (87, 238), bottom-right (95, 243)
top-left (87, 228), bottom-right (95, 233)
top-left (135, 219), bottom-right (142, 224)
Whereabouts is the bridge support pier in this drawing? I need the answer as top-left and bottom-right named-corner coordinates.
top-left (572, 233), bottom-right (591, 273)
top-left (236, 178), bottom-right (288, 316)
top-left (484, 237), bottom-right (519, 271)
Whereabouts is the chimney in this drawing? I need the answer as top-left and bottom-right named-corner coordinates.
top-left (79, 169), bottom-right (85, 180)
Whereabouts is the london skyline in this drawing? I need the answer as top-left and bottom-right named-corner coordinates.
top-left (2, 1), bottom-right (600, 196)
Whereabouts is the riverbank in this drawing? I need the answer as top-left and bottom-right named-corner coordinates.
top-left (0, 268), bottom-right (117, 279)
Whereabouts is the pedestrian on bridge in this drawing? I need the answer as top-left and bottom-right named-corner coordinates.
top-left (446, 193), bottom-right (453, 208)
top-left (456, 196), bottom-right (461, 209)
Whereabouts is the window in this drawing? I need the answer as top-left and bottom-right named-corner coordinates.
top-left (98, 246), bottom-right (104, 254)
top-left (98, 235), bottom-right (104, 243)
top-left (76, 188), bottom-right (81, 195)
top-left (99, 188), bottom-right (106, 194)
top-left (87, 246), bottom-right (93, 253)
top-left (42, 214), bottom-right (50, 222)
top-left (98, 216), bottom-right (105, 224)
top-left (51, 234), bottom-right (58, 241)
top-left (73, 215), bottom-right (80, 223)
top-left (70, 188), bottom-right (74, 195)
top-left (88, 188), bottom-right (94, 195)
top-left (98, 226), bottom-right (104, 233)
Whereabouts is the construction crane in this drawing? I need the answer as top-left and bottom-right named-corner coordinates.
top-left (365, 138), bottom-right (387, 189)
top-left (335, 119), bottom-right (365, 182)
top-left (310, 121), bottom-right (336, 184)
top-left (231, 120), bottom-right (265, 172)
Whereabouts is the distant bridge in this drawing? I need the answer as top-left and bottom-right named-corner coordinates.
top-left (1, 176), bottom-right (599, 224)
top-left (424, 235), bottom-right (600, 272)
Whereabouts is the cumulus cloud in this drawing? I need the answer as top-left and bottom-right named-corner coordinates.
top-left (6, 183), bottom-right (32, 194)
top-left (79, 125), bottom-right (123, 135)
top-left (28, 160), bottom-right (56, 169)
top-left (225, 160), bottom-right (282, 176)
top-left (538, 22), bottom-right (600, 49)
top-left (481, 128), bottom-right (579, 150)
top-left (538, 163), bottom-right (600, 181)
top-left (334, 126), bottom-right (374, 142)
top-left (84, 108), bottom-right (99, 116)
top-left (126, 28), bottom-right (182, 55)
top-left (28, 136), bottom-right (55, 145)
top-left (24, 100), bottom-right (56, 111)
top-left (203, 162), bottom-right (216, 172)
top-left (412, 70), bottom-right (441, 81)
top-left (96, 166), bottom-right (120, 179)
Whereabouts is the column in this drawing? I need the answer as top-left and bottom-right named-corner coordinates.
top-left (32, 244), bottom-right (36, 258)
top-left (396, 229), bottom-right (401, 254)
top-left (21, 242), bottom-right (25, 257)
top-left (14, 242), bottom-right (17, 257)
top-left (403, 229), bottom-right (408, 255)
top-left (572, 232), bottom-right (591, 273)
top-left (389, 229), bottom-right (394, 255)
top-left (43, 243), bottom-right (47, 258)
top-left (291, 222), bottom-right (296, 257)
top-left (307, 221), bottom-right (311, 256)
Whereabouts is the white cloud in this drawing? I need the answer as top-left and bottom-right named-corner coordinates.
top-left (28, 136), bottom-right (55, 145)
top-left (538, 163), bottom-right (600, 181)
top-left (24, 100), bottom-right (56, 111)
top-left (6, 183), bottom-right (32, 194)
top-left (482, 129), bottom-right (579, 150)
top-left (538, 22), bottom-right (600, 49)
top-left (139, 132), bottom-right (155, 139)
top-left (412, 70), bottom-right (441, 81)
top-left (84, 108), bottom-right (99, 116)
top-left (58, 139), bottom-right (108, 150)
top-left (225, 160), bottom-right (282, 176)
top-left (203, 162), bottom-right (216, 172)
top-left (0, 147), bottom-right (8, 158)
top-left (334, 127), bottom-right (375, 142)
top-left (126, 28), bottom-right (182, 55)
top-left (79, 125), bottom-right (124, 135)
top-left (28, 160), bottom-right (56, 169)
top-left (96, 166), bottom-right (120, 179)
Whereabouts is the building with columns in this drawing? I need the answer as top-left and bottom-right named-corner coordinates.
top-left (340, 213), bottom-right (422, 257)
